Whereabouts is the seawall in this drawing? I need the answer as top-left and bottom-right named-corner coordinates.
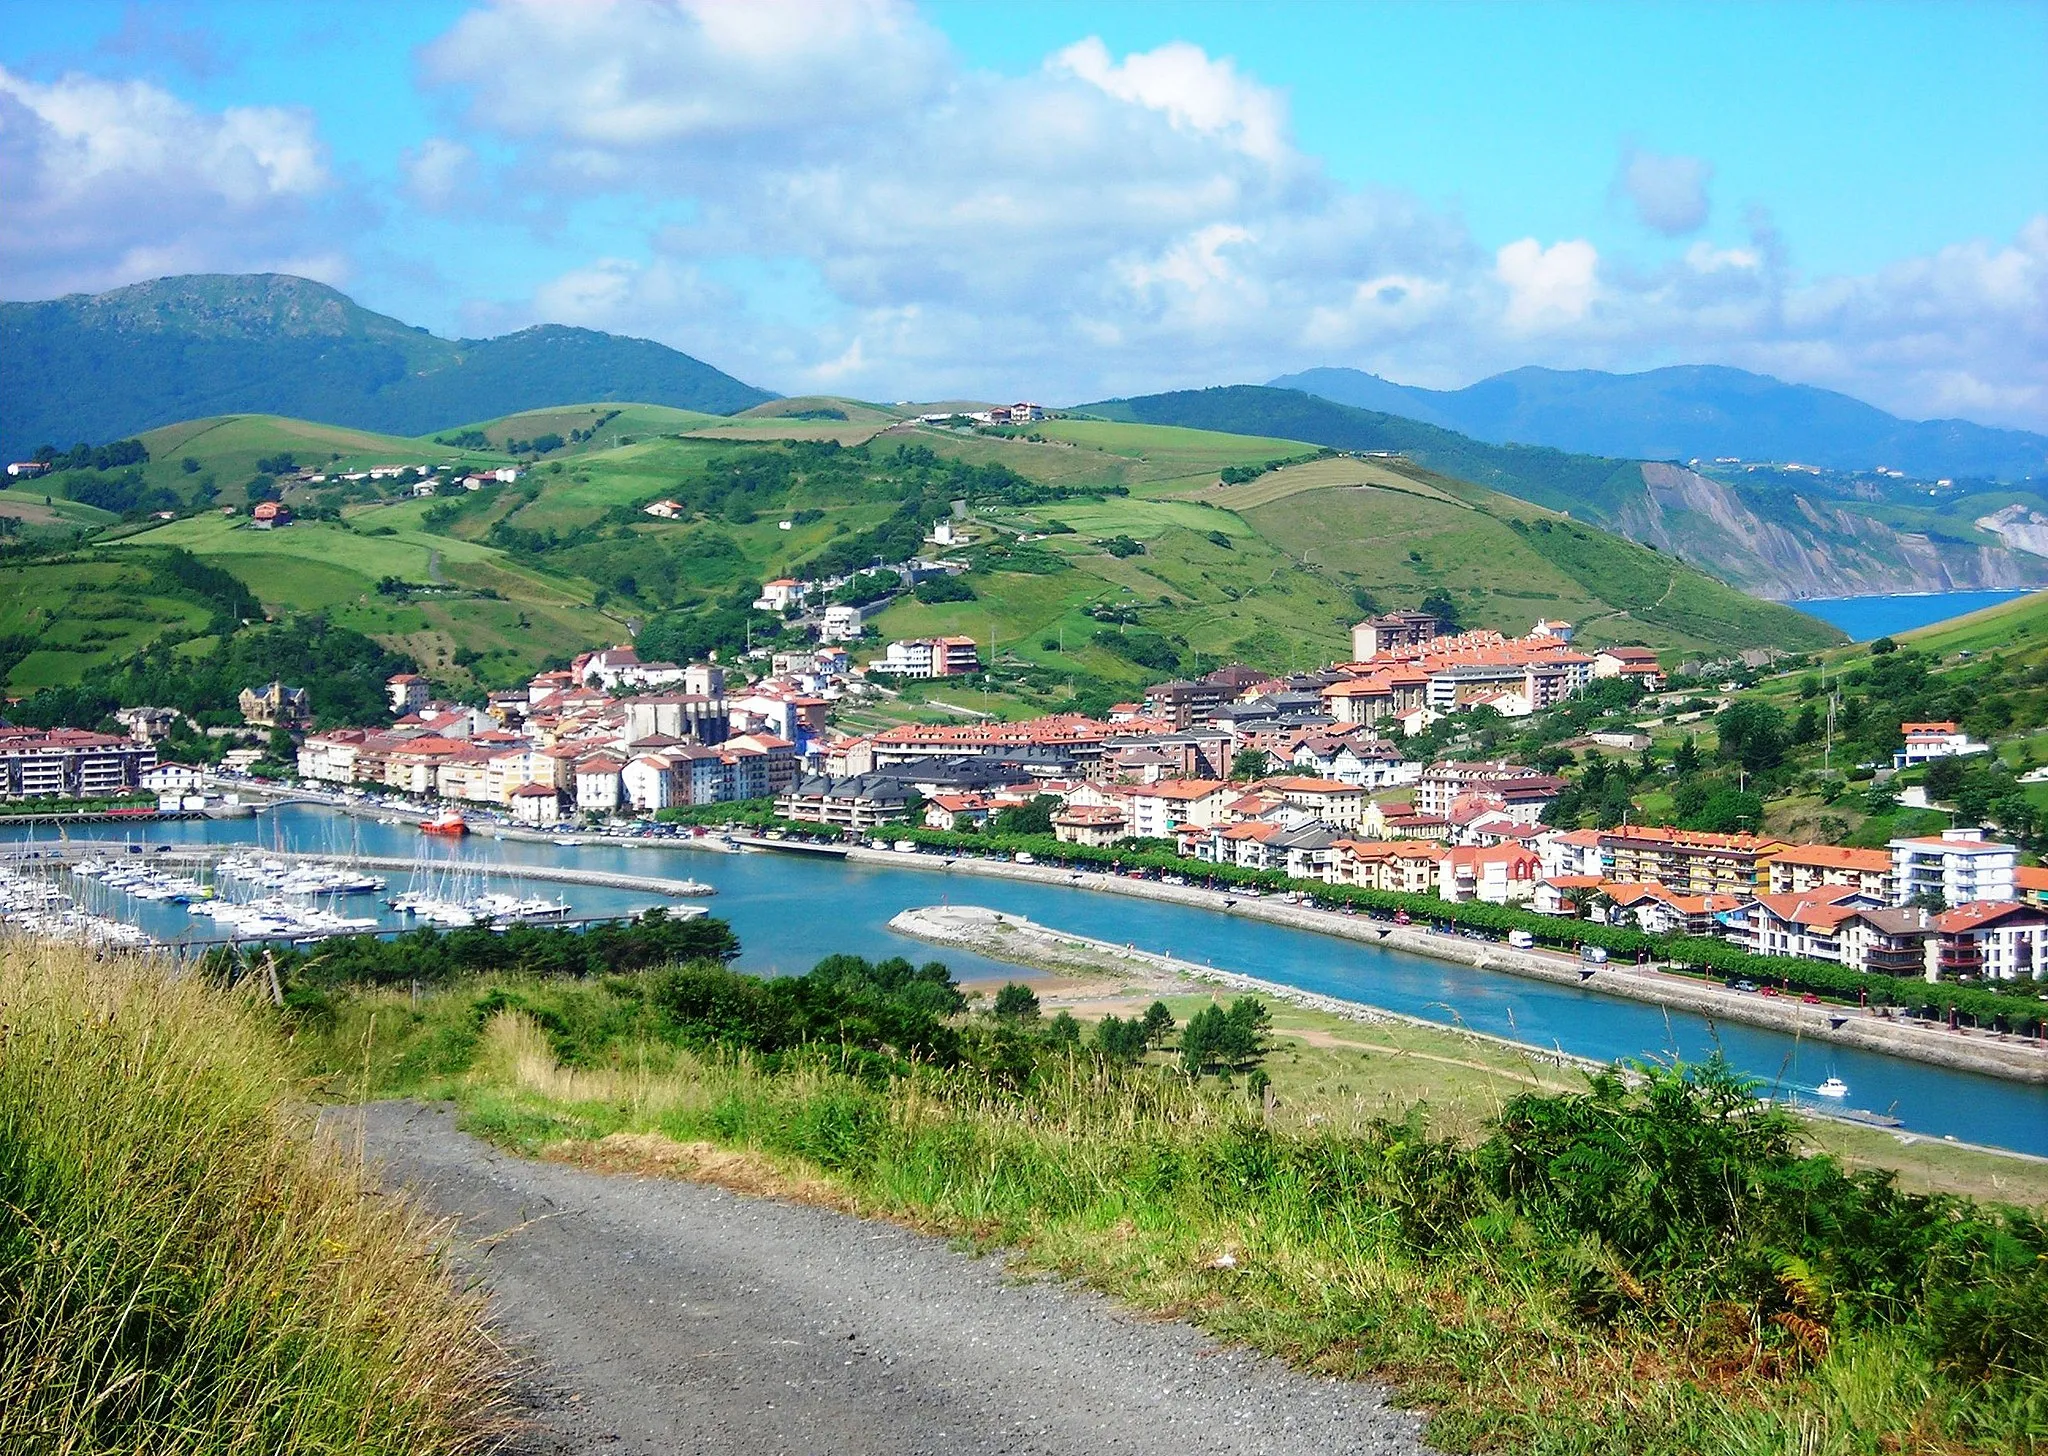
top-left (842, 846), bottom-right (2048, 1085)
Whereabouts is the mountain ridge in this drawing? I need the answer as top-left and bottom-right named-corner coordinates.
top-left (1267, 363), bottom-right (2048, 482)
top-left (0, 273), bottom-right (774, 458)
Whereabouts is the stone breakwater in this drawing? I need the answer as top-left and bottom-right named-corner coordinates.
top-left (847, 847), bottom-right (2048, 1086)
top-left (890, 903), bottom-right (1598, 1076)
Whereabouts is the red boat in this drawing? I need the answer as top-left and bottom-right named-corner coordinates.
top-left (419, 810), bottom-right (467, 836)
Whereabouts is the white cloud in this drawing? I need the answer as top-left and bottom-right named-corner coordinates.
top-left (423, 0), bottom-right (947, 152)
top-left (402, 136), bottom-right (473, 210)
top-left (1052, 37), bottom-right (1287, 161)
top-left (414, 1), bottom-right (2044, 427)
top-left (1495, 238), bottom-right (1600, 331)
top-left (1684, 241), bottom-right (1761, 273)
top-left (0, 64), bottom-right (334, 297)
top-left (1617, 145), bottom-right (1712, 235)
top-left (528, 255), bottom-right (732, 330)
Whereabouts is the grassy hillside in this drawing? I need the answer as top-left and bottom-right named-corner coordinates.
top-left (435, 402), bottom-right (722, 456)
top-left (1085, 387), bottom-right (2048, 600)
top-left (1902, 587), bottom-right (2048, 662)
top-left (0, 487), bottom-right (116, 542)
top-left (0, 553), bottom-right (224, 688)
top-left (140, 414), bottom-right (479, 503)
top-left (873, 447), bottom-right (1839, 681)
top-left (104, 512), bottom-right (619, 690)
top-left (1, 401), bottom-right (1842, 704)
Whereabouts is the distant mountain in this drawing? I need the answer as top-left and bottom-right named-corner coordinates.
top-left (1081, 385), bottom-right (2048, 600)
top-left (0, 273), bottom-right (774, 458)
top-left (1267, 364), bottom-right (2048, 482)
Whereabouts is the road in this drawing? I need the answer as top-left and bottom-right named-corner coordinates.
top-left (345, 1102), bottom-right (1433, 1456)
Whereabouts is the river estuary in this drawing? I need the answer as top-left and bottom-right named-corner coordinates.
top-left (10, 804), bottom-right (2047, 1157)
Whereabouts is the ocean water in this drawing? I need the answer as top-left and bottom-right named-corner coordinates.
top-left (1798, 589), bottom-right (2032, 642)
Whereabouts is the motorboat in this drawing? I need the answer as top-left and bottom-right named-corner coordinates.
top-left (420, 811), bottom-right (467, 836)
top-left (1815, 1077), bottom-right (1849, 1099)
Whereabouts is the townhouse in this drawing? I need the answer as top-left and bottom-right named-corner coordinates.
top-left (1893, 720), bottom-right (1988, 770)
top-left (1330, 839), bottom-right (1446, 895)
top-left (871, 636), bottom-right (981, 679)
top-left (1602, 882), bottom-right (1747, 937)
top-left (1052, 803), bottom-right (1129, 846)
top-left (1437, 844), bottom-right (1542, 904)
top-left (1744, 885), bottom-right (1879, 962)
top-left (1263, 775), bottom-right (1366, 829)
top-left (776, 771), bottom-right (920, 830)
top-left (1931, 900), bottom-right (2048, 982)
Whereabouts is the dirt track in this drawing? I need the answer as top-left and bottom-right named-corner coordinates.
top-left (344, 1101), bottom-right (1433, 1456)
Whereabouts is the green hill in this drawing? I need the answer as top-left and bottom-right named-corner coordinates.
top-left (0, 273), bottom-right (774, 460)
top-left (0, 404), bottom-right (1843, 706)
top-left (1082, 386), bottom-right (2048, 600)
top-left (1900, 587), bottom-right (2048, 664)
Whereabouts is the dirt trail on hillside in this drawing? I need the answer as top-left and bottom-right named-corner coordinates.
top-left (342, 1102), bottom-right (1433, 1456)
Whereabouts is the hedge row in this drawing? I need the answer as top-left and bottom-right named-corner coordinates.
top-left (888, 826), bottom-right (2048, 1035)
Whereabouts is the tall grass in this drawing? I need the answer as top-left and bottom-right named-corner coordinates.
top-left (0, 940), bottom-right (506, 1455)
top-left (382, 991), bottom-right (2048, 1456)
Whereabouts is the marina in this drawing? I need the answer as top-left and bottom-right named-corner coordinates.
top-left (2, 831), bottom-right (714, 948)
top-left (6, 804), bottom-right (2046, 1157)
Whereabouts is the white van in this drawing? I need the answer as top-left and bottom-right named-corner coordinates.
top-left (1507, 930), bottom-right (1535, 949)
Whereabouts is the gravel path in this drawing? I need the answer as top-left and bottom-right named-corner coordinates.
top-left (344, 1101), bottom-right (1433, 1456)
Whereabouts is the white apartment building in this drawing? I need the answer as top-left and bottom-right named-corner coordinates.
top-left (1890, 828), bottom-right (2016, 908)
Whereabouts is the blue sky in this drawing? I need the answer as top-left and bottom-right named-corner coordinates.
top-left (3, 1), bottom-right (2044, 427)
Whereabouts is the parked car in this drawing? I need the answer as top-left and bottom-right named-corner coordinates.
top-left (1507, 930), bottom-right (1535, 949)
top-left (1579, 945), bottom-right (1609, 965)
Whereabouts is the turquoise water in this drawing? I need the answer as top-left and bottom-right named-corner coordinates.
top-left (14, 806), bottom-right (2048, 1156)
top-left (1798, 590), bottom-right (2031, 641)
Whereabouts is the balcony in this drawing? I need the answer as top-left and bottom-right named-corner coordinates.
top-left (1862, 946), bottom-right (1926, 976)
top-left (1937, 942), bottom-right (1984, 975)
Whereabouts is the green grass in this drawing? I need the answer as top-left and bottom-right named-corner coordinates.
top-left (0, 487), bottom-right (118, 530)
top-left (438, 401), bottom-right (723, 454)
top-left (1903, 587), bottom-right (2048, 664)
top-left (134, 414), bottom-right (485, 500)
top-left (1, 401), bottom-right (1847, 702)
top-left (677, 396), bottom-right (910, 445)
top-left (298, 963), bottom-right (2048, 1456)
top-left (0, 556), bottom-right (218, 688)
top-left (0, 940), bottom-right (505, 1453)
top-left (104, 514), bottom-right (621, 686)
